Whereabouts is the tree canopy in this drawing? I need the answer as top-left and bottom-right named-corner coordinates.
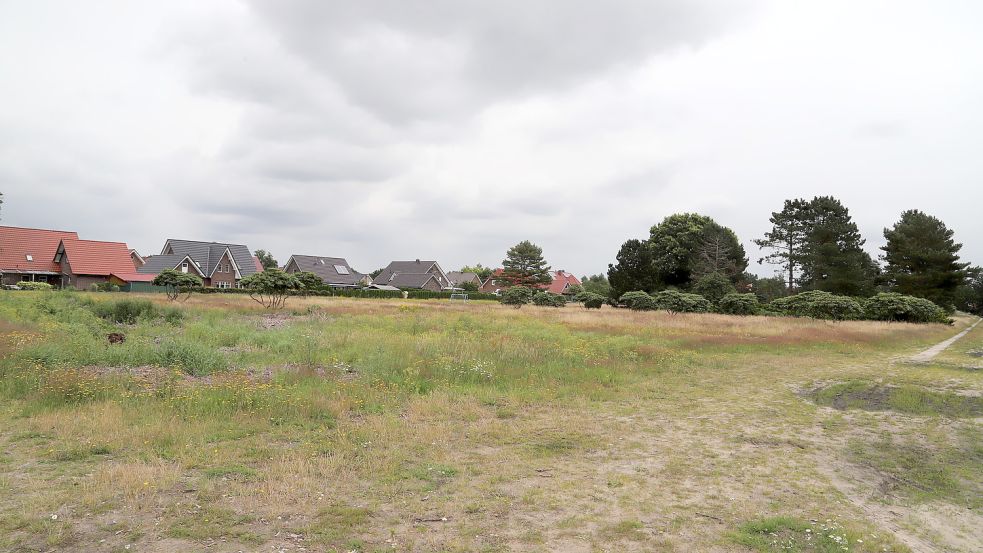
top-left (500, 241), bottom-right (551, 287)
top-left (253, 249), bottom-right (278, 271)
top-left (649, 213), bottom-right (747, 287)
top-left (240, 269), bottom-right (301, 309)
top-left (151, 269), bottom-right (204, 301)
top-left (881, 209), bottom-right (968, 309)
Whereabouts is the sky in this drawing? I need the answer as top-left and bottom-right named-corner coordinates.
top-left (1, 0), bottom-right (981, 277)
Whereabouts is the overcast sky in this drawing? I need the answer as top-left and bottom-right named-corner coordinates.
top-left (1, 1), bottom-right (981, 276)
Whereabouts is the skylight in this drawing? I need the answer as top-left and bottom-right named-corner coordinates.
top-left (334, 265), bottom-right (350, 275)
top-left (26, 254), bottom-right (33, 261)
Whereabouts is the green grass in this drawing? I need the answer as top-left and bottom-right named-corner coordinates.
top-left (732, 516), bottom-right (894, 552)
top-left (811, 380), bottom-right (983, 417)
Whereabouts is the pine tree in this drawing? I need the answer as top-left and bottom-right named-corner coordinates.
top-left (882, 210), bottom-right (968, 309)
top-left (607, 239), bottom-right (657, 298)
top-left (754, 199), bottom-right (811, 291)
top-left (649, 213), bottom-right (746, 288)
top-left (500, 240), bottom-right (551, 287)
top-left (800, 196), bottom-right (876, 296)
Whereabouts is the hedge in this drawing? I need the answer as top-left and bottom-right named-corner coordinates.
top-left (717, 293), bottom-right (759, 316)
top-left (863, 293), bottom-right (950, 324)
top-left (652, 290), bottom-right (711, 314)
top-left (770, 290), bottom-right (863, 320)
top-left (162, 287), bottom-right (501, 301)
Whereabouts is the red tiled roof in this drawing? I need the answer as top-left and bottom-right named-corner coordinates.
top-left (111, 272), bottom-right (157, 283)
top-left (253, 256), bottom-right (264, 273)
top-left (543, 270), bottom-right (581, 295)
top-left (0, 226), bottom-right (79, 274)
top-left (61, 238), bottom-right (136, 276)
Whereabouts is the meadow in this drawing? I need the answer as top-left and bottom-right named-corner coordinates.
top-left (0, 291), bottom-right (979, 552)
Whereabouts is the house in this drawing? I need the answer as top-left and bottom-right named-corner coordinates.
top-left (478, 268), bottom-right (581, 296)
top-left (252, 256), bottom-right (265, 273)
top-left (445, 271), bottom-right (482, 289)
top-left (130, 249), bottom-right (145, 269)
top-left (53, 238), bottom-right (154, 290)
top-left (136, 239), bottom-right (259, 288)
top-left (372, 259), bottom-right (450, 292)
top-left (0, 226), bottom-right (79, 286)
top-left (283, 255), bottom-right (370, 287)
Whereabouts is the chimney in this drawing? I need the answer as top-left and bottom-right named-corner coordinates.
top-left (415, 258), bottom-right (420, 263)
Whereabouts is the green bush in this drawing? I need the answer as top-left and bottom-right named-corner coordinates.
top-left (501, 286), bottom-right (534, 308)
top-left (90, 298), bottom-right (182, 325)
top-left (692, 272), bottom-right (735, 305)
top-left (770, 290), bottom-right (863, 320)
top-left (580, 292), bottom-right (605, 309)
top-left (292, 271), bottom-right (326, 291)
top-left (619, 291), bottom-right (654, 310)
top-left (16, 281), bottom-right (54, 291)
top-left (717, 293), bottom-right (759, 316)
top-left (89, 282), bottom-right (121, 292)
top-left (863, 293), bottom-right (950, 324)
top-left (532, 291), bottom-right (566, 307)
top-left (652, 290), bottom-right (711, 313)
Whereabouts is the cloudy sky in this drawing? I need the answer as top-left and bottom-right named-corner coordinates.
top-left (1, 1), bottom-right (981, 276)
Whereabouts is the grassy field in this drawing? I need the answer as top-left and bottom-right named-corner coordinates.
top-left (0, 291), bottom-right (980, 552)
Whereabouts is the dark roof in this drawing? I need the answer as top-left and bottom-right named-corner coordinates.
top-left (372, 260), bottom-right (448, 287)
top-left (446, 271), bottom-right (480, 285)
top-left (153, 239), bottom-right (258, 278)
top-left (385, 272), bottom-right (440, 289)
top-left (285, 255), bottom-right (364, 287)
top-left (137, 254), bottom-right (201, 275)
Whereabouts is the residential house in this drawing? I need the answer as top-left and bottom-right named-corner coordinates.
top-left (0, 226), bottom-right (79, 286)
top-left (445, 271), bottom-right (482, 289)
top-left (53, 238), bottom-right (154, 290)
top-left (372, 259), bottom-right (450, 292)
top-left (130, 249), bottom-right (145, 269)
top-left (136, 239), bottom-right (259, 288)
top-left (283, 255), bottom-right (370, 287)
top-left (478, 269), bottom-right (581, 296)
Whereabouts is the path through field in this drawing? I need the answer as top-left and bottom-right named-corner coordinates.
top-left (910, 317), bottom-right (981, 362)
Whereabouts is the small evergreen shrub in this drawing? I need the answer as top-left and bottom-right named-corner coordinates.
top-left (863, 293), bottom-right (950, 324)
top-left (580, 292), bottom-right (605, 309)
top-left (652, 290), bottom-right (711, 313)
top-left (717, 293), bottom-right (759, 316)
top-left (619, 291), bottom-right (654, 310)
top-left (692, 273), bottom-right (736, 305)
top-left (16, 281), bottom-right (54, 291)
top-left (770, 290), bottom-right (863, 320)
top-left (501, 286), bottom-right (534, 308)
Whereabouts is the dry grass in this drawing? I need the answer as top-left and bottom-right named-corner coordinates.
top-left (0, 292), bottom-right (978, 552)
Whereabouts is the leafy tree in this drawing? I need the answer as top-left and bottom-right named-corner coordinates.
top-left (608, 239), bottom-right (657, 299)
top-left (152, 269), bottom-right (204, 301)
top-left (799, 196), bottom-right (876, 296)
top-left (253, 249), bottom-right (278, 271)
top-left (240, 269), bottom-right (300, 309)
top-left (292, 271), bottom-right (324, 291)
top-left (649, 214), bottom-right (747, 288)
top-left (459, 280), bottom-right (479, 292)
top-left (460, 264), bottom-right (494, 280)
top-left (954, 267), bottom-right (983, 315)
top-left (501, 286), bottom-right (534, 308)
top-left (749, 275), bottom-right (789, 304)
top-left (370, 268), bottom-right (384, 279)
top-left (500, 241), bottom-right (551, 287)
top-left (692, 272), bottom-right (736, 305)
top-left (755, 199), bottom-right (811, 290)
top-left (881, 210), bottom-right (968, 310)
top-left (567, 283), bottom-right (585, 297)
top-left (580, 274), bottom-right (611, 297)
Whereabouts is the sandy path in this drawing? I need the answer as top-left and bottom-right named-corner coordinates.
top-left (910, 318), bottom-right (981, 362)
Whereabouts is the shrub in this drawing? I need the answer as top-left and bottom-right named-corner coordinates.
top-left (16, 281), bottom-right (54, 291)
top-left (770, 290), bottom-right (863, 320)
top-left (240, 269), bottom-right (301, 309)
top-left (619, 291), bottom-right (654, 310)
top-left (652, 290), bottom-right (711, 314)
top-left (863, 293), bottom-right (950, 324)
top-left (501, 286), bottom-right (534, 308)
top-left (580, 292), bottom-right (605, 309)
top-left (152, 269), bottom-right (204, 301)
top-left (717, 293), bottom-right (759, 316)
top-left (90, 298), bottom-right (182, 325)
top-left (692, 272), bottom-right (736, 305)
top-left (292, 271), bottom-right (325, 291)
top-left (532, 291), bottom-right (566, 307)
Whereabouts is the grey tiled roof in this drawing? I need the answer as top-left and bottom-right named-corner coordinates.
top-left (372, 260), bottom-right (447, 287)
top-left (446, 271), bottom-right (479, 285)
top-left (137, 254), bottom-right (195, 275)
top-left (143, 239), bottom-right (258, 278)
top-left (286, 255), bottom-right (363, 287)
top-left (385, 272), bottom-right (439, 289)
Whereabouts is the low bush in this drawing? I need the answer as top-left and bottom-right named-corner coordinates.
top-left (89, 298), bottom-right (183, 325)
top-left (16, 281), bottom-right (54, 291)
top-left (501, 286), bottom-right (534, 308)
top-left (618, 291), bottom-right (654, 310)
top-left (770, 290), bottom-right (863, 320)
top-left (532, 291), bottom-right (566, 307)
top-left (863, 293), bottom-right (950, 324)
top-left (652, 290), bottom-right (711, 314)
top-left (717, 293), bottom-right (759, 316)
top-left (692, 272), bottom-right (735, 305)
top-left (580, 292), bottom-right (606, 309)
top-left (89, 282), bottom-right (121, 292)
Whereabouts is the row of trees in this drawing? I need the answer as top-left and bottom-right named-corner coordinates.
top-left (607, 198), bottom-right (975, 311)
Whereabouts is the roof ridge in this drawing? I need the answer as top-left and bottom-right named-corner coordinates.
top-left (0, 225), bottom-right (78, 234)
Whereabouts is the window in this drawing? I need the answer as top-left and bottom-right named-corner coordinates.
top-left (54, 252), bottom-right (61, 262)
top-left (216, 281), bottom-right (231, 289)
top-left (181, 262), bottom-right (188, 273)
top-left (334, 265), bottom-right (350, 275)
top-left (26, 254), bottom-right (33, 262)
top-left (226, 263), bottom-right (231, 273)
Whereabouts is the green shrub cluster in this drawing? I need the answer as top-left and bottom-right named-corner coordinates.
top-left (652, 290), bottom-right (711, 313)
top-left (532, 291), bottom-right (566, 307)
top-left (89, 282), bottom-right (121, 292)
top-left (578, 292), bottom-right (606, 309)
top-left (770, 290), bottom-right (863, 320)
top-left (501, 286), bottom-right (534, 308)
top-left (618, 291), bottom-right (654, 310)
top-left (717, 293), bottom-right (759, 316)
top-left (90, 298), bottom-right (183, 325)
top-left (16, 281), bottom-right (54, 291)
top-left (862, 293), bottom-right (951, 324)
